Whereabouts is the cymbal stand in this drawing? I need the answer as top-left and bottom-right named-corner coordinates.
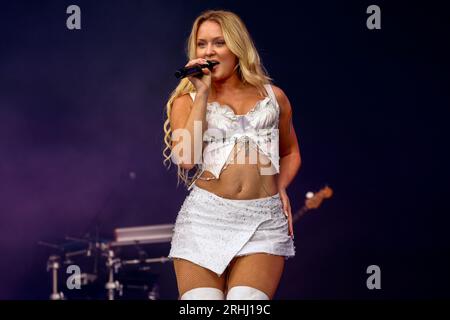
top-left (46, 255), bottom-right (65, 300)
top-left (105, 249), bottom-right (122, 300)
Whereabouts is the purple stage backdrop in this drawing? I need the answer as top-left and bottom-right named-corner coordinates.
top-left (0, 0), bottom-right (449, 299)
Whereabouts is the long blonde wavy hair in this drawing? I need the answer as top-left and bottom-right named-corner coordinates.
top-left (163, 9), bottom-right (272, 187)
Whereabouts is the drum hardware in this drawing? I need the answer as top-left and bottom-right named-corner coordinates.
top-left (39, 236), bottom-right (109, 300)
top-left (114, 265), bottom-right (160, 300)
top-left (39, 241), bottom-right (66, 300)
top-left (75, 272), bottom-right (98, 286)
top-left (121, 256), bottom-right (171, 266)
top-left (108, 224), bottom-right (174, 300)
top-left (112, 224), bottom-right (174, 246)
top-left (148, 284), bottom-right (160, 300)
top-left (46, 255), bottom-right (65, 300)
top-left (64, 248), bottom-right (90, 259)
top-left (38, 241), bottom-right (64, 250)
top-left (40, 223), bottom-right (174, 300)
top-left (105, 249), bottom-right (123, 300)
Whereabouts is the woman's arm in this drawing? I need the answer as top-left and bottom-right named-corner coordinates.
top-left (273, 85), bottom-right (302, 190)
top-left (170, 92), bottom-right (208, 170)
top-left (170, 59), bottom-right (212, 170)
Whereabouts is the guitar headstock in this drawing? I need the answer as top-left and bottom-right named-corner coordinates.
top-left (305, 185), bottom-right (333, 210)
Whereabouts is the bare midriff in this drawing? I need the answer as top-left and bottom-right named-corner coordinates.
top-left (195, 141), bottom-right (279, 200)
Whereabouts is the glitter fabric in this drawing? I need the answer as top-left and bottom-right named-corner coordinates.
top-left (186, 84), bottom-right (280, 191)
top-left (168, 185), bottom-right (296, 276)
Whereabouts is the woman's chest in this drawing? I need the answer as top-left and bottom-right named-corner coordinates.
top-left (205, 96), bottom-right (279, 131)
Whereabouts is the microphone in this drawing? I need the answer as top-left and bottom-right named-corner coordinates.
top-left (174, 60), bottom-right (219, 79)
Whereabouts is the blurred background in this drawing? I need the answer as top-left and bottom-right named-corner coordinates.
top-left (0, 0), bottom-right (449, 299)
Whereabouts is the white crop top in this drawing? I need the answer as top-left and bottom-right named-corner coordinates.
top-left (187, 84), bottom-right (280, 190)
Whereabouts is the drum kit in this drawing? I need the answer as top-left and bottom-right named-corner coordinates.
top-left (39, 224), bottom-right (174, 300)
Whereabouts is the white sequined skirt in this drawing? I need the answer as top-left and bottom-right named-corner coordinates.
top-left (168, 184), bottom-right (295, 276)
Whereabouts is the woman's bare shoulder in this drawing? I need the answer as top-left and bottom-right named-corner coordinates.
top-left (270, 85), bottom-right (289, 105)
top-left (269, 85), bottom-right (293, 117)
top-left (170, 93), bottom-right (194, 129)
top-left (173, 93), bottom-right (194, 108)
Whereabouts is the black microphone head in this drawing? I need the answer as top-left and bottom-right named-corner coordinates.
top-left (174, 60), bottom-right (220, 79)
top-left (174, 70), bottom-right (184, 79)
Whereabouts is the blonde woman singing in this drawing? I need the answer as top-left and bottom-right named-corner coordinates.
top-left (163, 10), bottom-right (301, 300)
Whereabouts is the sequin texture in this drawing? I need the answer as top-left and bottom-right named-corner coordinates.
top-left (168, 185), bottom-right (296, 276)
top-left (186, 84), bottom-right (280, 190)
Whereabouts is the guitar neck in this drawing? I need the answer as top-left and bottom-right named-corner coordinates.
top-left (292, 186), bottom-right (332, 224)
top-left (292, 206), bottom-right (309, 223)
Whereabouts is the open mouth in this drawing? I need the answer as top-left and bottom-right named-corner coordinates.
top-left (207, 59), bottom-right (219, 65)
top-left (209, 61), bottom-right (219, 71)
top-left (205, 59), bottom-right (219, 72)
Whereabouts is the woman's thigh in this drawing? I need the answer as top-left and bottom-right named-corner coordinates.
top-left (225, 253), bottom-right (285, 299)
top-left (173, 258), bottom-right (227, 297)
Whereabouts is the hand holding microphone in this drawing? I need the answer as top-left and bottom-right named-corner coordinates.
top-left (177, 58), bottom-right (218, 94)
top-left (174, 59), bottom-right (219, 79)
